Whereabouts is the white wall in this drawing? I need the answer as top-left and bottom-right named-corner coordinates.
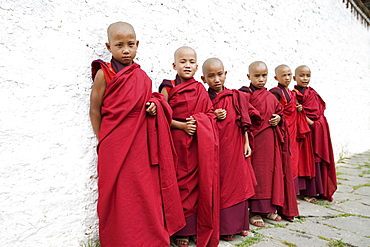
top-left (1, 0), bottom-right (369, 246)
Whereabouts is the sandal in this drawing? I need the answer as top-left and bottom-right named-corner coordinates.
top-left (302, 196), bottom-right (318, 203)
top-left (220, 235), bottom-right (234, 241)
top-left (249, 215), bottom-right (265, 227)
top-left (263, 212), bottom-right (282, 221)
top-left (239, 230), bottom-right (248, 236)
top-left (175, 236), bottom-right (189, 247)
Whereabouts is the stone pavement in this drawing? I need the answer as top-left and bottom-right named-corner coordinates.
top-left (172, 150), bottom-right (370, 247)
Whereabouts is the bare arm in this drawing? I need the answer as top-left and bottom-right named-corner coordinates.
top-left (89, 69), bottom-right (106, 139)
top-left (306, 116), bottom-right (314, 126)
top-left (244, 132), bottom-right (251, 157)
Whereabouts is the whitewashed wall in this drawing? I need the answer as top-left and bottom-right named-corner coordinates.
top-left (1, 0), bottom-right (369, 246)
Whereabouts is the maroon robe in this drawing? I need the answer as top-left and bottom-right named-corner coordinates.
top-left (240, 85), bottom-right (298, 218)
top-left (92, 60), bottom-right (185, 247)
top-left (159, 75), bottom-right (220, 247)
top-left (209, 88), bottom-right (257, 234)
top-left (294, 86), bottom-right (337, 201)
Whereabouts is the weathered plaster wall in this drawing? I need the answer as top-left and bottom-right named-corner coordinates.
top-left (1, 0), bottom-right (369, 246)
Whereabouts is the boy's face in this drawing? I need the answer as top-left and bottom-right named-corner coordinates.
top-left (275, 67), bottom-right (292, 88)
top-left (248, 63), bottom-right (268, 89)
top-left (201, 62), bottom-right (227, 93)
top-left (106, 29), bottom-right (138, 66)
top-left (294, 67), bottom-right (311, 88)
top-left (173, 48), bottom-right (198, 82)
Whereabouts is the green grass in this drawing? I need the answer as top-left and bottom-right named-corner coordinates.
top-left (337, 177), bottom-right (349, 181)
top-left (328, 239), bottom-right (355, 247)
top-left (358, 170), bottom-right (370, 177)
top-left (337, 154), bottom-right (348, 163)
top-left (281, 240), bottom-right (296, 246)
top-left (318, 236), bottom-right (330, 241)
top-left (235, 232), bottom-right (265, 247)
top-left (293, 217), bottom-right (307, 223)
top-left (338, 199), bottom-right (349, 204)
top-left (274, 223), bottom-right (288, 228)
top-left (316, 201), bottom-right (333, 206)
top-left (356, 163), bottom-right (370, 169)
top-left (80, 238), bottom-right (100, 247)
top-left (353, 183), bottom-right (370, 190)
top-left (289, 229), bottom-right (307, 234)
top-left (323, 223), bottom-right (341, 230)
top-left (333, 213), bottom-right (355, 218)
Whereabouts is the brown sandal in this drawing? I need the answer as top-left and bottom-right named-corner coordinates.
top-left (250, 215), bottom-right (265, 227)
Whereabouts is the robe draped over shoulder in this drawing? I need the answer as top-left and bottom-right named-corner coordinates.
top-left (92, 60), bottom-right (184, 247)
top-left (294, 86), bottom-right (337, 201)
top-left (159, 75), bottom-right (220, 247)
top-left (240, 85), bottom-right (298, 218)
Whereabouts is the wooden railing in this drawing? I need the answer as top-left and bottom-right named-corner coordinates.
top-left (343, 0), bottom-right (370, 28)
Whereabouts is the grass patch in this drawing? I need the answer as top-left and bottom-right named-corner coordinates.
top-left (318, 236), bottom-right (330, 241)
top-left (294, 217), bottom-right (306, 223)
top-left (365, 236), bottom-right (370, 238)
top-left (337, 154), bottom-right (348, 163)
top-left (316, 201), bottom-right (333, 206)
top-left (337, 177), bottom-right (349, 181)
top-left (328, 239), bottom-right (355, 247)
top-left (235, 232), bottom-right (265, 247)
top-left (80, 238), bottom-right (100, 247)
top-left (338, 199), bottom-right (349, 204)
top-left (281, 240), bottom-right (296, 246)
top-left (358, 170), bottom-right (370, 177)
top-left (289, 229), bottom-right (307, 234)
top-left (333, 213), bottom-right (355, 218)
top-left (356, 163), bottom-right (370, 169)
top-left (353, 183), bottom-right (370, 190)
top-left (274, 223), bottom-right (288, 228)
top-left (323, 223), bottom-right (341, 230)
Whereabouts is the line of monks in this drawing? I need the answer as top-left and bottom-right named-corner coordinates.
top-left (89, 22), bottom-right (337, 247)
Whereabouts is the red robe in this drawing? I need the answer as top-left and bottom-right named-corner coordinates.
top-left (270, 85), bottom-right (315, 179)
top-left (294, 86), bottom-right (337, 201)
top-left (209, 88), bottom-right (256, 209)
top-left (240, 85), bottom-right (298, 218)
top-left (92, 60), bottom-right (185, 247)
top-left (160, 75), bottom-right (220, 247)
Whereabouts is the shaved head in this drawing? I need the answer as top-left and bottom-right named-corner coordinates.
top-left (248, 61), bottom-right (267, 74)
top-left (275, 64), bottom-right (290, 76)
top-left (107, 22), bottom-right (136, 42)
top-left (202, 57), bottom-right (224, 74)
top-left (295, 65), bottom-right (311, 75)
top-left (174, 46), bottom-right (197, 62)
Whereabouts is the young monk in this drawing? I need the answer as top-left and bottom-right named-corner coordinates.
top-left (201, 58), bottom-right (258, 241)
top-left (89, 22), bottom-right (185, 246)
top-left (293, 65), bottom-right (337, 202)
top-left (239, 61), bottom-right (298, 227)
top-left (159, 47), bottom-right (220, 247)
top-left (269, 65), bottom-right (315, 198)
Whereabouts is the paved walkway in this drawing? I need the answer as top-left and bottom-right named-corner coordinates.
top-left (174, 150), bottom-right (370, 247)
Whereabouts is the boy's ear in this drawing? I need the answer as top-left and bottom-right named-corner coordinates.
top-left (247, 74), bottom-right (251, 80)
top-left (274, 76), bottom-right (278, 81)
top-left (224, 71), bottom-right (227, 77)
top-left (136, 40), bottom-right (139, 48)
top-left (201, 75), bottom-right (206, 83)
top-left (105, 42), bottom-right (112, 52)
top-left (293, 76), bottom-right (296, 81)
top-left (172, 63), bottom-right (176, 70)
